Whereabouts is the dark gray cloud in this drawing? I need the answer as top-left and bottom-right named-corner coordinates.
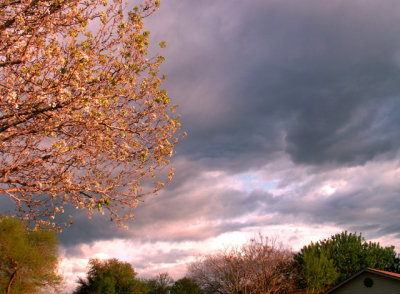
top-left (146, 0), bottom-right (400, 169)
top-left (56, 0), bottom-right (400, 269)
top-left (0, 196), bottom-right (18, 215)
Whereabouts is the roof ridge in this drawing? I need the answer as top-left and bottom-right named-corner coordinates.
top-left (367, 268), bottom-right (400, 278)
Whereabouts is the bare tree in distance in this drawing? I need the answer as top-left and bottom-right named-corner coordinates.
top-left (0, 0), bottom-right (182, 228)
top-left (188, 235), bottom-right (296, 294)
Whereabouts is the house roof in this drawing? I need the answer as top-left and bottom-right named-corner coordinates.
top-left (367, 268), bottom-right (400, 279)
top-left (324, 268), bottom-right (400, 294)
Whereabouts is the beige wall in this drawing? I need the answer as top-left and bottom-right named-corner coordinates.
top-left (330, 272), bottom-right (400, 294)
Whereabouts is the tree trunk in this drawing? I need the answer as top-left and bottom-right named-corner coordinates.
top-left (6, 269), bottom-right (18, 294)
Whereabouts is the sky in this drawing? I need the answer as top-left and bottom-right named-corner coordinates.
top-left (53, 0), bottom-right (400, 291)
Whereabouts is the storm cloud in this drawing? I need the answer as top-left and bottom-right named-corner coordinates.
top-left (150, 0), bottom-right (400, 167)
top-left (34, 0), bottom-right (400, 290)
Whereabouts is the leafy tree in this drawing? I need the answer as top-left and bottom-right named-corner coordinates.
top-left (133, 278), bottom-right (155, 294)
top-left (188, 235), bottom-right (295, 294)
top-left (74, 258), bottom-right (140, 294)
top-left (0, 0), bottom-right (182, 227)
top-left (147, 272), bottom-right (174, 294)
top-left (295, 231), bottom-right (398, 293)
top-left (170, 277), bottom-right (202, 294)
top-left (295, 244), bottom-right (339, 294)
top-left (0, 216), bottom-right (61, 294)
top-left (386, 254), bottom-right (400, 273)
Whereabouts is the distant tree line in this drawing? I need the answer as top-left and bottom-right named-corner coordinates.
top-left (0, 215), bottom-right (399, 294)
top-left (73, 259), bottom-right (201, 294)
top-left (73, 232), bottom-right (400, 294)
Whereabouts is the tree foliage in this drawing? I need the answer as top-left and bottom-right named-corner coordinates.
top-left (170, 277), bottom-right (202, 294)
top-left (0, 215), bottom-right (61, 294)
top-left (74, 261), bottom-right (194, 294)
top-left (386, 254), bottom-right (400, 273)
top-left (74, 258), bottom-right (140, 294)
top-left (295, 231), bottom-right (398, 293)
top-left (0, 0), bottom-right (181, 227)
top-left (296, 244), bottom-right (339, 294)
top-left (147, 272), bottom-right (174, 294)
top-left (188, 235), bottom-right (295, 294)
